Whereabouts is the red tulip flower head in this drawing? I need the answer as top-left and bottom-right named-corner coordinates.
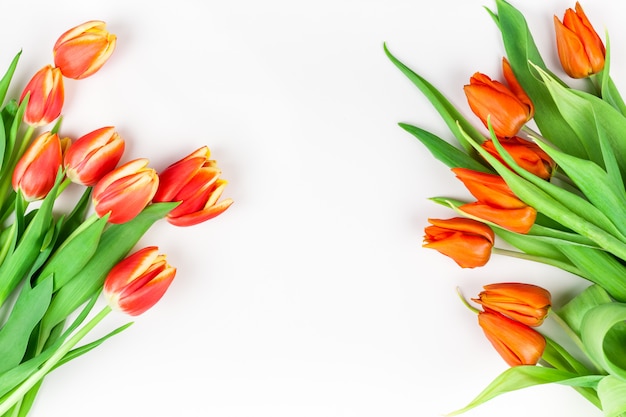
top-left (20, 65), bottom-right (64, 127)
top-left (103, 246), bottom-right (176, 316)
top-left (12, 131), bottom-right (63, 201)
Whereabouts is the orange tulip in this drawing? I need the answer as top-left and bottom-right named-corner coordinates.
top-left (64, 126), bottom-right (125, 186)
top-left (423, 217), bottom-right (494, 268)
top-left (153, 146), bottom-right (233, 227)
top-left (554, 2), bottom-right (605, 78)
top-left (473, 283), bottom-right (551, 327)
top-left (92, 159), bottom-right (159, 224)
top-left (53, 20), bottom-right (117, 80)
top-left (12, 132), bottom-right (62, 201)
top-left (478, 309), bottom-right (546, 367)
top-left (481, 136), bottom-right (556, 180)
top-left (103, 246), bottom-right (176, 316)
top-left (452, 168), bottom-right (526, 210)
top-left (19, 65), bottom-right (64, 127)
top-left (459, 202), bottom-right (537, 234)
top-left (464, 59), bottom-right (534, 138)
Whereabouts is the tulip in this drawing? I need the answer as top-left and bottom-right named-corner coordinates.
top-left (12, 132), bottom-right (62, 201)
top-left (478, 308), bottom-right (546, 367)
top-left (473, 283), bottom-right (551, 327)
top-left (459, 202), bottom-right (537, 234)
top-left (452, 168), bottom-right (527, 210)
top-left (20, 65), bottom-right (64, 127)
top-left (92, 159), bottom-right (159, 224)
top-left (554, 2), bottom-right (605, 78)
top-left (423, 217), bottom-right (494, 268)
top-left (64, 126), bottom-right (125, 186)
top-left (481, 136), bottom-right (556, 180)
top-left (53, 20), bottom-right (117, 80)
top-left (103, 246), bottom-right (176, 316)
top-left (153, 146), bottom-right (233, 227)
top-left (464, 59), bottom-right (534, 138)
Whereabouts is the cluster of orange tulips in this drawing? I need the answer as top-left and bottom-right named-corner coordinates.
top-left (388, 0), bottom-right (626, 415)
top-left (0, 19), bottom-right (232, 416)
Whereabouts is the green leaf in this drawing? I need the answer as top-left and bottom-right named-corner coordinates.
top-left (0, 276), bottom-right (52, 374)
top-left (558, 285), bottom-right (613, 337)
top-left (581, 302), bottom-right (626, 381)
top-left (597, 375), bottom-right (626, 417)
top-left (398, 123), bottom-right (491, 173)
top-left (0, 51), bottom-right (21, 107)
top-left (384, 43), bottom-right (485, 154)
top-left (446, 366), bottom-right (602, 416)
top-left (597, 33), bottom-right (626, 116)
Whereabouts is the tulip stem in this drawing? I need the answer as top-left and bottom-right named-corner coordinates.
top-left (491, 247), bottom-right (584, 277)
top-left (0, 306), bottom-right (112, 415)
top-left (455, 287), bottom-right (480, 314)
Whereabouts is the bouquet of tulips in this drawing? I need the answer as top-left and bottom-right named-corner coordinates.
top-left (387, 1), bottom-right (626, 416)
top-left (0, 21), bottom-right (233, 416)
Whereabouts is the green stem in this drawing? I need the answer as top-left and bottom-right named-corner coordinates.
top-left (492, 247), bottom-right (585, 277)
top-left (0, 306), bottom-right (112, 415)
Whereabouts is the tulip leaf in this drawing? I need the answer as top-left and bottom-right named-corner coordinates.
top-left (39, 202), bottom-right (178, 341)
top-left (384, 43), bottom-right (485, 154)
top-left (398, 123), bottom-right (491, 173)
top-left (493, 0), bottom-right (585, 158)
top-left (596, 34), bottom-right (626, 116)
top-left (0, 276), bottom-right (52, 374)
top-left (581, 302), bottom-right (626, 381)
top-left (597, 375), bottom-right (626, 417)
top-left (446, 366), bottom-right (602, 416)
top-left (0, 50), bottom-right (20, 107)
top-left (558, 285), bottom-right (613, 339)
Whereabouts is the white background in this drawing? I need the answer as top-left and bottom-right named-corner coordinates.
top-left (2, 0), bottom-right (626, 416)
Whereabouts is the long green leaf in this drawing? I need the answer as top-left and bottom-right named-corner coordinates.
top-left (0, 51), bottom-right (20, 107)
top-left (598, 375), bottom-right (626, 417)
top-left (581, 302), bottom-right (626, 381)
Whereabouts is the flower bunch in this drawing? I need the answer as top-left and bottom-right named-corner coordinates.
top-left (387, 1), bottom-right (626, 415)
top-left (0, 20), bottom-right (232, 416)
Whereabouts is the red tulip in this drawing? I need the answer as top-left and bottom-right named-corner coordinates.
top-left (478, 309), bottom-right (546, 367)
top-left (153, 146), bottom-right (233, 226)
top-left (92, 159), bottom-right (159, 224)
top-left (103, 246), bottom-right (176, 316)
top-left (64, 126), bottom-right (125, 186)
top-left (53, 20), bottom-right (117, 80)
top-left (554, 2), bottom-right (605, 78)
top-left (459, 202), bottom-right (537, 234)
top-left (423, 217), bottom-right (494, 268)
top-left (481, 136), bottom-right (556, 180)
top-left (452, 168), bottom-right (526, 210)
top-left (12, 132), bottom-right (62, 201)
top-left (20, 65), bottom-right (64, 127)
top-left (473, 283), bottom-right (551, 327)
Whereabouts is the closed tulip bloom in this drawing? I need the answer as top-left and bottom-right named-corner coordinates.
top-left (423, 217), bottom-right (494, 268)
top-left (554, 2), bottom-right (605, 78)
top-left (459, 202), bottom-right (537, 234)
top-left (452, 168), bottom-right (527, 210)
top-left (103, 246), bottom-right (176, 316)
top-left (64, 126), bottom-right (125, 186)
top-left (12, 132), bottom-right (62, 201)
top-left (481, 136), bottom-right (556, 180)
top-left (153, 146), bottom-right (233, 227)
top-left (20, 65), bottom-right (64, 127)
top-left (92, 158), bottom-right (159, 224)
top-left (53, 20), bottom-right (117, 80)
top-left (473, 283), bottom-right (551, 327)
top-left (464, 60), bottom-right (534, 138)
top-left (478, 309), bottom-right (546, 367)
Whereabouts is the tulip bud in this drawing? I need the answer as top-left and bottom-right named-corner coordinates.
top-left (423, 217), bottom-right (494, 268)
top-left (481, 136), bottom-right (556, 180)
top-left (153, 146), bottom-right (233, 227)
top-left (19, 65), bottom-right (64, 127)
top-left (103, 246), bottom-right (176, 316)
top-left (554, 2), bottom-right (605, 78)
top-left (12, 132), bottom-right (62, 201)
top-left (459, 202), bottom-right (537, 234)
top-left (473, 283), bottom-right (551, 327)
top-left (464, 59), bottom-right (534, 138)
top-left (92, 159), bottom-right (159, 224)
top-left (478, 309), bottom-right (546, 367)
top-left (53, 20), bottom-right (117, 80)
top-left (64, 126), bottom-right (125, 186)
